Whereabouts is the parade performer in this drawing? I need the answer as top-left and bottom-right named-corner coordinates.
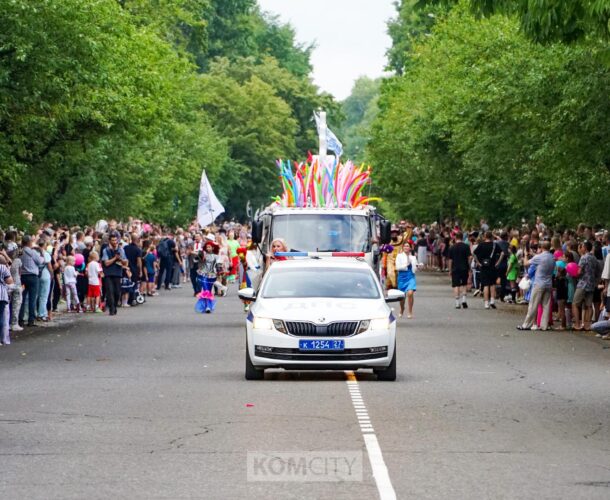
top-left (385, 225), bottom-right (404, 290)
top-left (195, 239), bottom-right (220, 314)
top-left (396, 242), bottom-right (418, 319)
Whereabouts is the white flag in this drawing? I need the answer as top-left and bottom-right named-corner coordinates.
top-left (197, 169), bottom-right (225, 227)
top-left (313, 112), bottom-right (343, 157)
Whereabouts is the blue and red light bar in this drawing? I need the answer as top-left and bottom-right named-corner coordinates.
top-left (274, 252), bottom-right (365, 258)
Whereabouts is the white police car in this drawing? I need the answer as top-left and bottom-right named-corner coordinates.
top-left (238, 256), bottom-right (404, 381)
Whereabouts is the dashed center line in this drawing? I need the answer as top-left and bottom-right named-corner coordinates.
top-left (345, 371), bottom-right (396, 500)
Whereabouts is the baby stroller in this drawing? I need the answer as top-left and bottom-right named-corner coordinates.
top-left (121, 276), bottom-right (145, 306)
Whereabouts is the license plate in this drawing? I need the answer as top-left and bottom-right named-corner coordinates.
top-left (299, 339), bottom-right (345, 351)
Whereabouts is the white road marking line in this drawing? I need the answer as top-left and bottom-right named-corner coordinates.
top-left (345, 371), bottom-right (396, 500)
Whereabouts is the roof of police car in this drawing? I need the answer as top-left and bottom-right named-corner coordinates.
top-left (269, 257), bottom-right (372, 270)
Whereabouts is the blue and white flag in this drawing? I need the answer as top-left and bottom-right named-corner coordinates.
top-left (314, 112), bottom-right (343, 157)
top-left (197, 169), bottom-right (225, 227)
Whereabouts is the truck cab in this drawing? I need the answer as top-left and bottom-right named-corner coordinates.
top-left (251, 205), bottom-right (391, 278)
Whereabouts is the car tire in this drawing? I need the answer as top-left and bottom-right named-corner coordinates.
top-left (245, 341), bottom-right (264, 380)
top-left (375, 344), bottom-right (396, 381)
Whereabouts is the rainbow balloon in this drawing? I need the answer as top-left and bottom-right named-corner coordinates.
top-left (273, 157), bottom-right (381, 208)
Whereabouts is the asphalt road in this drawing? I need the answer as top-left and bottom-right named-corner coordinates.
top-left (1, 273), bottom-right (609, 499)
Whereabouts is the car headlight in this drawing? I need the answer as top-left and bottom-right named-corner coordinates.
top-left (253, 317), bottom-right (273, 330)
top-left (370, 317), bottom-right (390, 330)
top-left (272, 319), bottom-right (287, 334)
top-left (356, 320), bottom-right (370, 334)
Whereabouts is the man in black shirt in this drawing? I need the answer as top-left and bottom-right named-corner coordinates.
top-left (473, 231), bottom-right (500, 309)
top-left (448, 233), bottom-right (471, 309)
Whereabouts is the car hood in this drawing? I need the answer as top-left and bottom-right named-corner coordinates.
top-left (254, 297), bottom-right (389, 322)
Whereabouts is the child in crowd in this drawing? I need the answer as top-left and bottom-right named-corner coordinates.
top-left (143, 244), bottom-right (158, 297)
top-left (86, 251), bottom-right (103, 313)
top-left (63, 256), bottom-right (81, 312)
top-left (121, 268), bottom-right (135, 307)
top-left (506, 245), bottom-right (519, 303)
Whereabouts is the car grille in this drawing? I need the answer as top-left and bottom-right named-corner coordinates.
top-left (255, 345), bottom-right (388, 361)
top-left (285, 321), bottom-right (359, 337)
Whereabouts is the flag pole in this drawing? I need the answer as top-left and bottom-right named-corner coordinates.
top-left (318, 110), bottom-right (327, 166)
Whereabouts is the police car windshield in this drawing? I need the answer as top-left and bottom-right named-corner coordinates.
top-left (272, 214), bottom-right (370, 253)
top-left (262, 267), bottom-right (380, 299)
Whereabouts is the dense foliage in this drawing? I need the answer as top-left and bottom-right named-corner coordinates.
top-left (0, 0), bottom-right (333, 226)
top-left (366, 0), bottom-right (610, 226)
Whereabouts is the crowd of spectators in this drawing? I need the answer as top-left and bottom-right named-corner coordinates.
top-left (386, 218), bottom-right (610, 338)
top-left (0, 218), bottom-right (253, 346)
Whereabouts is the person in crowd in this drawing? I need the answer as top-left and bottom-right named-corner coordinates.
top-left (415, 231), bottom-right (428, 271)
top-left (18, 235), bottom-right (44, 327)
top-left (496, 231), bottom-right (510, 301)
top-left (143, 243), bottom-right (159, 297)
top-left (36, 239), bottom-right (53, 321)
top-left (87, 251), bottom-right (103, 313)
top-left (572, 241), bottom-right (597, 331)
top-left (473, 231), bottom-right (500, 310)
top-left (186, 242), bottom-right (201, 296)
top-left (506, 245), bottom-right (519, 303)
top-left (63, 255), bottom-right (81, 313)
top-left (7, 246), bottom-right (23, 332)
top-left (555, 260), bottom-right (568, 330)
top-left (448, 232), bottom-right (471, 309)
top-left (0, 257), bottom-right (15, 345)
top-left (517, 241), bottom-right (555, 331)
top-left (124, 234), bottom-right (143, 296)
top-left (102, 232), bottom-right (128, 316)
top-left (396, 241), bottom-right (418, 319)
top-left (156, 233), bottom-right (177, 291)
top-left (226, 230), bottom-right (240, 284)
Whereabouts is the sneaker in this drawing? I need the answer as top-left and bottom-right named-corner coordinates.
top-left (122, 303), bottom-right (131, 308)
top-left (462, 302), bottom-right (468, 309)
top-left (484, 303), bottom-right (490, 310)
top-left (10, 325), bottom-right (23, 332)
top-left (602, 334), bottom-right (610, 340)
top-left (455, 303), bottom-right (461, 309)
top-left (596, 333), bottom-right (603, 338)
top-left (490, 303), bottom-right (497, 309)
top-left (173, 284), bottom-right (182, 289)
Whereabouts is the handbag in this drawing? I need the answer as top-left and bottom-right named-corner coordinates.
top-left (480, 243), bottom-right (496, 268)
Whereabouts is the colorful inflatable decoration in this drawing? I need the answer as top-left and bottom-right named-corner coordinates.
top-left (273, 157), bottom-right (381, 208)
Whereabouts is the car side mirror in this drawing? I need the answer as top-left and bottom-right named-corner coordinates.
top-left (380, 221), bottom-right (392, 245)
top-left (238, 288), bottom-right (257, 301)
top-left (385, 289), bottom-right (405, 303)
top-left (252, 220), bottom-right (263, 244)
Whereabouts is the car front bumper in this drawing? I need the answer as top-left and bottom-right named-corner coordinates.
top-left (247, 326), bottom-right (395, 369)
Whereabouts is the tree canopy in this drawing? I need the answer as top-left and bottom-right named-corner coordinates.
top-left (363, 0), bottom-right (610, 226)
top-left (0, 0), bottom-right (333, 226)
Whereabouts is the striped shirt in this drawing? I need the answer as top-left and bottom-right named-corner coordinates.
top-left (0, 264), bottom-right (10, 303)
top-left (21, 246), bottom-right (44, 276)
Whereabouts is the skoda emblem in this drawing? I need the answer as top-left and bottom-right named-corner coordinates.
top-left (318, 317), bottom-right (326, 323)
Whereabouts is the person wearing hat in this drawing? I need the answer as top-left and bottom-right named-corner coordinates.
top-left (196, 239), bottom-right (222, 313)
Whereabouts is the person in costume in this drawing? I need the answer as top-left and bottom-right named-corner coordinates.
top-left (195, 239), bottom-right (220, 314)
top-left (385, 225), bottom-right (404, 290)
top-left (396, 241), bottom-right (418, 319)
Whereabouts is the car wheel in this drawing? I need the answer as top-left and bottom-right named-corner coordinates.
top-left (245, 341), bottom-right (264, 380)
top-left (375, 344), bottom-right (396, 381)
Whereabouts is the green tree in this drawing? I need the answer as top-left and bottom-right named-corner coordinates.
top-left (339, 77), bottom-right (381, 162)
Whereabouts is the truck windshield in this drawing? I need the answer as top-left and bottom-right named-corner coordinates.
top-left (272, 214), bottom-right (371, 253)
